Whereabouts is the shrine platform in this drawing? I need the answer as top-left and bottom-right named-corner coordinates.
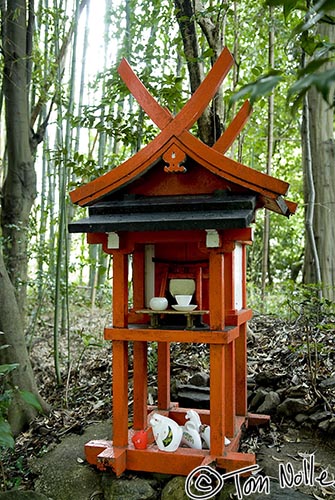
top-left (85, 409), bottom-right (269, 476)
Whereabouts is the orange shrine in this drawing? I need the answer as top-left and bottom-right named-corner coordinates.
top-left (69, 47), bottom-right (297, 477)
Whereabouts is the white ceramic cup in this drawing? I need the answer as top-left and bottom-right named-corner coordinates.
top-left (149, 297), bottom-right (168, 311)
top-left (175, 294), bottom-right (192, 306)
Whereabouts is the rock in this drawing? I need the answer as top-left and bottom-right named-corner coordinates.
top-left (319, 416), bottom-right (335, 433)
top-left (276, 387), bottom-right (287, 398)
top-left (319, 377), bottom-right (335, 389)
top-left (277, 398), bottom-right (309, 417)
top-left (257, 391), bottom-right (281, 415)
top-left (318, 419), bottom-right (330, 432)
top-left (247, 389), bottom-right (254, 400)
top-left (291, 374), bottom-right (301, 385)
top-left (285, 385), bottom-right (308, 399)
top-left (216, 483), bottom-right (236, 499)
top-left (295, 413), bottom-right (309, 424)
top-left (177, 384), bottom-right (210, 408)
top-left (247, 375), bottom-right (256, 389)
top-left (0, 493), bottom-right (49, 500)
top-left (31, 421), bottom-right (110, 500)
top-left (326, 417), bottom-right (335, 434)
top-left (34, 460), bottom-right (101, 500)
top-left (188, 372), bottom-right (209, 387)
top-left (249, 389), bottom-right (268, 411)
top-left (101, 475), bottom-right (158, 500)
top-left (308, 410), bottom-right (332, 424)
top-left (161, 476), bottom-right (189, 500)
top-left (255, 371), bottom-right (285, 388)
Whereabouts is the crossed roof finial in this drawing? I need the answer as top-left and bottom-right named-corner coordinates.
top-left (118, 48), bottom-right (252, 154)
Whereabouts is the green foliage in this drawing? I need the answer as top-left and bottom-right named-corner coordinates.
top-left (230, 0), bottom-right (335, 109)
top-left (0, 343), bottom-right (15, 450)
top-left (231, 71), bottom-right (283, 106)
top-left (75, 329), bottom-right (105, 375)
top-left (19, 390), bottom-right (43, 413)
top-left (289, 65), bottom-right (335, 105)
top-left (0, 419), bottom-right (15, 449)
top-left (0, 343), bottom-right (42, 453)
top-left (147, 342), bottom-right (158, 375)
top-left (0, 386), bottom-right (43, 450)
top-left (0, 384), bottom-right (15, 450)
top-left (248, 280), bottom-right (335, 321)
top-left (282, 282), bottom-right (335, 389)
top-left (0, 363), bottom-right (19, 376)
top-left (284, 282), bottom-right (335, 323)
top-left (290, 1), bottom-right (335, 36)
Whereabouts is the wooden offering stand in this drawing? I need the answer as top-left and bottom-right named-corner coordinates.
top-left (69, 47), bottom-right (297, 477)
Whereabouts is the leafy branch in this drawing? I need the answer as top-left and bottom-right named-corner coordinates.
top-left (230, 0), bottom-right (335, 108)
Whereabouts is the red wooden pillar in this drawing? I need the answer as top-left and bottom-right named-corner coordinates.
top-left (235, 243), bottom-right (248, 416)
top-left (235, 322), bottom-right (247, 416)
top-left (132, 247), bottom-right (148, 429)
top-left (112, 341), bottom-right (129, 447)
top-left (224, 244), bottom-right (235, 315)
top-left (209, 251), bottom-right (225, 331)
top-left (225, 340), bottom-right (236, 437)
top-left (112, 252), bottom-right (128, 328)
top-left (241, 243), bottom-right (248, 309)
top-left (223, 243), bottom-right (236, 436)
top-left (210, 344), bottom-right (225, 455)
top-left (156, 251), bottom-right (171, 410)
top-left (132, 247), bottom-right (145, 311)
top-left (196, 266), bottom-right (203, 309)
top-left (112, 252), bottom-right (129, 447)
top-left (157, 342), bottom-right (171, 410)
top-left (209, 251), bottom-right (226, 454)
top-left (133, 341), bottom-right (148, 429)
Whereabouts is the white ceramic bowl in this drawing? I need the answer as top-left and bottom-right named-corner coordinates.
top-left (149, 297), bottom-right (168, 311)
top-left (175, 294), bottom-right (192, 306)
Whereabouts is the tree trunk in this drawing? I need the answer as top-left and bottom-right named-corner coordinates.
top-left (1, 0), bottom-right (37, 313)
top-left (302, 12), bottom-right (335, 300)
top-left (0, 251), bottom-right (49, 435)
top-left (174, 0), bottom-right (224, 145)
top-left (0, 0), bottom-right (49, 434)
top-left (261, 6), bottom-right (275, 304)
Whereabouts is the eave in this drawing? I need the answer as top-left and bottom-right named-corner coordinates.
top-left (69, 134), bottom-right (296, 216)
top-left (68, 193), bottom-right (257, 233)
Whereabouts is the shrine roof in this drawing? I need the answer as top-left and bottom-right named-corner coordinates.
top-left (68, 193), bottom-right (257, 233)
top-left (69, 48), bottom-right (297, 218)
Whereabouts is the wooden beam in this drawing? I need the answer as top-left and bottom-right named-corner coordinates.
top-left (236, 323), bottom-right (247, 416)
top-left (225, 341), bottom-right (236, 437)
top-left (157, 342), bottom-right (171, 410)
top-left (213, 100), bottom-right (252, 153)
top-left (112, 340), bottom-right (129, 447)
top-left (112, 252), bottom-right (128, 328)
top-left (210, 344), bottom-right (225, 456)
top-left (133, 341), bottom-right (148, 430)
top-left (104, 326), bottom-right (239, 344)
top-left (209, 252), bottom-right (225, 330)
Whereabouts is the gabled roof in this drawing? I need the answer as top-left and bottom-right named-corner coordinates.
top-left (69, 48), bottom-right (297, 217)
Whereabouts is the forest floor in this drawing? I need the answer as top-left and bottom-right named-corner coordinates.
top-left (2, 302), bottom-right (335, 498)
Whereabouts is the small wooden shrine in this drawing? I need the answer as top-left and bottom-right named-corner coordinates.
top-left (69, 47), bottom-right (297, 477)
